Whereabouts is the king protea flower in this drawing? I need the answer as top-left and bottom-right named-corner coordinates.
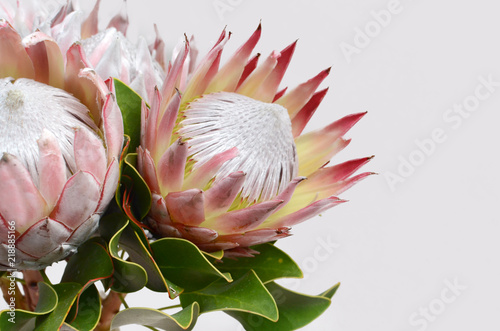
top-left (136, 25), bottom-right (372, 258)
top-left (0, 13), bottom-right (123, 269)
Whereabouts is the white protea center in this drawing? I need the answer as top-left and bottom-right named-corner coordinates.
top-left (180, 92), bottom-right (298, 202)
top-left (0, 77), bottom-right (99, 185)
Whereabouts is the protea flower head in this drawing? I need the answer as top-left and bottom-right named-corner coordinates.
top-left (0, 7), bottom-right (124, 269)
top-left (137, 25), bottom-right (372, 258)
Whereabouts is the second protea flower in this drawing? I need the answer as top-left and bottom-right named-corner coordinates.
top-left (138, 25), bottom-right (372, 257)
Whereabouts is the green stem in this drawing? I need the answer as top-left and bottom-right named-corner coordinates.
top-left (158, 303), bottom-right (182, 311)
top-left (39, 269), bottom-right (51, 285)
top-left (118, 293), bottom-right (129, 309)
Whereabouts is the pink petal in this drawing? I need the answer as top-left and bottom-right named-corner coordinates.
top-left (183, 147), bottom-right (238, 190)
top-left (16, 217), bottom-right (72, 259)
top-left (129, 37), bottom-right (157, 103)
top-left (81, 0), bottom-right (100, 39)
top-left (155, 91), bottom-right (181, 159)
top-left (255, 40), bottom-right (297, 102)
top-left (165, 189), bottom-right (205, 226)
top-left (271, 197), bottom-right (346, 228)
top-left (23, 31), bottom-right (64, 88)
top-left (296, 112), bottom-right (366, 176)
top-left (0, 20), bottom-right (34, 79)
top-left (0, 154), bottom-right (47, 233)
top-left (218, 227), bottom-right (291, 248)
top-left (223, 247), bottom-right (260, 259)
top-left (37, 130), bottom-right (66, 209)
top-left (236, 53), bottom-right (260, 89)
top-left (157, 139), bottom-right (188, 194)
top-left (297, 138), bottom-right (351, 177)
top-left (65, 43), bottom-right (100, 120)
top-left (182, 29), bottom-right (229, 102)
top-left (144, 91), bottom-right (160, 155)
top-left (137, 147), bottom-right (160, 194)
top-left (149, 194), bottom-right (172, 225)
top-left (160, 38), bottom-right (189, 113)
top-left (106, 0), bottom-right (128, 35)
top-left (206, 23), bottom-right (261, 93)
top-left (273, 87), bottom-right (288, 102)
top-left (95, 158), bottom-right (119, 214)
top-left (140, 100), bottom-right (149, 149)
top-left (236, 50), bottom-right (279, 98)
top-left (197, 241), bottom-right (239, 252)
top-left (50, 171), bottom-right (100, 230)
top-left (305, 156), bottom-right (374, 188)
top-left (174, 224), bottom-right (218, 244)
top-left (206, 200), bottom-right (284, 235)
top-left (291, 88), bottom-right (329, 137)
top-left (74, 127), bottom-right (107, 184)
top-left (150, 24), bottom-right (166, 70)
top-left (314, 172), bottom-right (375, 199)
top-left (204, 171), bottom-right (246, 217)
top-left (66, 214), bottom-right (99, 245)
top-left (101, 90), bottom-right (124, 162)
top-left (272, 177), bottom-right (307, 213)
top-left (50, 1), bottom-right (71, 27)
top-left (148, 217), bottom-right (181, 238)
top-left (51, 11), bottom-right (81, 57)
top-left (79, 67), bottom-right (111, 105)
top-left (0, 213), bottom-right (15, 242)
top-left (276, 68), bottom-right (330, 119)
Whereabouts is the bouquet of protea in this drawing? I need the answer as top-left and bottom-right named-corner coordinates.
top-left (0, 1), bottom-right (372, 330)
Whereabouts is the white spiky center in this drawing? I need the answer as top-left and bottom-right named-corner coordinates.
top-left (179, 92), bottom-right (298, 202)
top-left (0, 77), bottom-right (98, 185)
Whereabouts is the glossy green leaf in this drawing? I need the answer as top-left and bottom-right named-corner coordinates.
top-left (203, 250), bottom-right (224, 260)
top-left (151, 238), bottom-right (232, 292)
top-left (111, 302), bottom-right (200, 331)
top-left (216, 243), bottom-right (303, 283)
top-left (320, 283), bottom-right (341, 299)
top-left (180, 270), bottom-right (278, 321)
top-left (100, 214), bottom-right (148, 293)
top-left (61, 239), bottom-right (113, 287)
top-left (226, 282), bottom-right (340, 330)
top-left (0, 282), bottom-right (57, 331)
top-left (114, 78), bottom-right (143, 152)
top-left (119, 225), bottom-right (182, 297)
top-left (65, 285), bottom-right (101, 331)
top-left (34, 283), bottom-right (81, 330)
top-left (119, 153), bottom-right (152, 221)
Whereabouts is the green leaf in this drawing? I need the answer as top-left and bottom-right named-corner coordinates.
top-left (111, 302), bottom-right (200, 331)
top-left (0, 282), bottom-right (57, 331)
top-left (119, 153), bottom-right (152, 222)
top-left (203, 250), bottom-right (224, 260)
top-left (100, 214), bottom-right (148, 293)
top-left (119, 224), bottom-right (182, 297)
top-left (151, 238), bottom-right (232, 292)
top-left (226, 282), bottom-right (340, 330)
top-left (216, 243), bottom-right (303, 283)
top-left (65, 285), bottom-right (101, 331)
top-left (34, 282), bottom-right (81, 330)
top-left (180, 270), bottom-right (278, 322)
top-left (320, 282), bottom-right (341, 299)
top-left (114, 78), bottom-right (144, 152)
top-left (61, 239), bottom-right (113, 287)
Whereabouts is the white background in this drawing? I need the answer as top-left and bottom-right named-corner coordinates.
top-left (5, 0), bottom-right (500, 330)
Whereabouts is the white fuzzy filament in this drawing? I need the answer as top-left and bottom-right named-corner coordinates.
top-left (0, 77), bottom-right (98, 186)
top-left (179, 92), bottom-right (298, 202)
